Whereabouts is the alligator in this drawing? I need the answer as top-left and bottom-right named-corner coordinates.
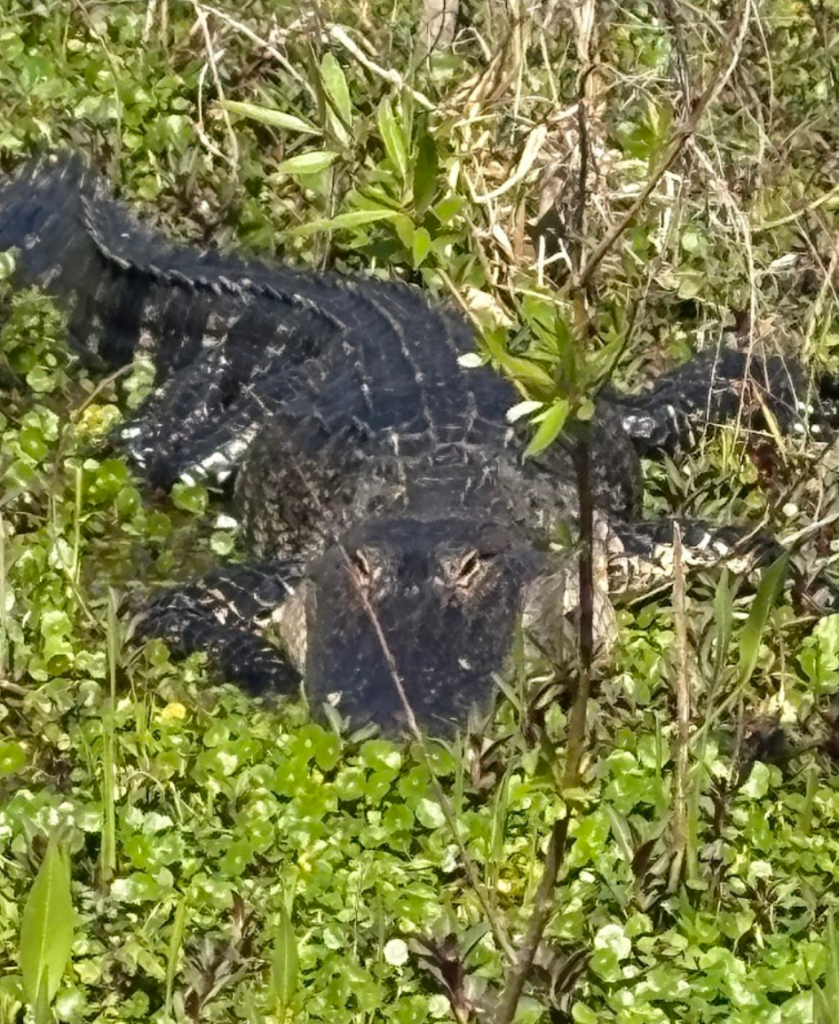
top-left (0, 152), bottom-right (830, 736)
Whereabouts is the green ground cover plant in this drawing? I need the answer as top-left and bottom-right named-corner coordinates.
top-left (2, 0), bottom-right (839, 1021)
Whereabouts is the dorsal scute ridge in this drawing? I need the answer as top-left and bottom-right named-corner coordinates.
top-left (74, 152), bottom-right (460, 350)
top-left (80, 185), bottom-right (349, 332)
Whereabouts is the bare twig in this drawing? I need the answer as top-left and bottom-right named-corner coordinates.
top-left (491, 817), bottom-right (571, 1024)
top-left (469, 125), bottom-right (549, 204)
top-left (143, 0), bottom-right (168, 42)
top-left (193, 3), bottom-right (315, 100)
top-left (569, 63), bottom-right (593, 274)
top-left (668, 523), bottom-right (692, 891)
top-left (493, 4), bottom-right (756, 1017)
top-left (329, 25), bottom-right (435, 110)
top-left (492, 21), bottom-right (602, 1015)
top-left (564, 433), bottom-right (595, 791)
top-left (658, 0), bottom-right (693, 114)
top-left (492, 429), bottom-right (594, 1024)
top-left (192, 4), bottom-right (239, 170)
top-left (0, 680), bottom-right (28, 696)
top-left (195, 63), bottom-right (233, 166)
top-left (143, 0), bottom-right (158, 42)
top-left (349, 576), bottom-right (517, 965)
top-left (755, 182), bottom-right (839, 230)
top-left (575, 0), bottom-right (753, 289)
top-left (419, 0), bottom-right (459, 54)
top-left (258, 440), bottom-right (516, 965)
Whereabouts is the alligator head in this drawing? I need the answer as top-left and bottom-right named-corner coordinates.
top-left (271, 515), bottom-right (614, 736)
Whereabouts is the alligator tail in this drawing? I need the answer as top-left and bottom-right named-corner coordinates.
top-left (0, 152), bottom-right (89, 269)
top-left (0, 153), bottom-right (350, 377)
top-left (0, 152), bottom-right (153, 368)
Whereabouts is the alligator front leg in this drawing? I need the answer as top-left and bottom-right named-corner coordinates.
top-left (121, 326), bottom-right (321, 490)
top-left (607, 517), bottom-right (839, 626)
top-left (137, 561), bottom-right (307, 696)
top-left (606, 349), bottom-right (822, 455)
top-left (606, 517), bottom-right (779, 597)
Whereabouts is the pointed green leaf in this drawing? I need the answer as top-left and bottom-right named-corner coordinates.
top-left (507, 354), bottom-right (553, 390)
top-left (277, 150), bottom-right (339, 176)
top-left (320, 53), bottom-right (352, 144)
top-left (392, 214), bottom-right (414, 251)
top-left (524, 400), bottom-right (570, 459)
top-left (737, 552), bottom-right (788, 687)
top-left (269, 905), bottom-right (299, 1017)
top-left (605, 804), bottom-right (635, 864)
top-left (165, 897), bottom-right (188, 1016)
top-left (483, 333), bottom-right (555, 392)
top-left (33, 967), bottom-right (51, 1024)
top-left (219, 100), bottom-right (320, 135)
top-left (498, 352), bottom-right (556, 391)
top-left (20, 838), bottom-right (74, 1013)
top-left (811, 912), bottom-right (839, 1024)
top-left (292, 208), bottom-right (401, 237)
top-left (412, 227), bottom-right (432, 268)
top-left (378, 97), bottom-right (408, 181)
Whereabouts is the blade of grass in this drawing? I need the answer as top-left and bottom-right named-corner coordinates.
top-left (694, 552), bottom-right (789, 747)
top-left (737, 552), bottom-right (789, 689)
top-left (219, 99), bottom-right (321, 135)
top-left (164, 896), bottom-right (188, 1017)
top-left (99, 589), bottom-right (119, 884)
top-left (812, 912), bottom-right (839, 1024)
top-left (668, 523), bottom-right (691, 892)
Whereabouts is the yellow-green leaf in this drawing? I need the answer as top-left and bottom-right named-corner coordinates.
top-left (737, 552), bottom-right (788, 687)
top-left (20, 838), bottom-right (74, 1015)
top-left (219, 100), bottom-right (320, 135)
top-left (498, 352), bottom-right (555, 392)
top-left (277, 150), bottom-right (339, 176)
top-left (524, 400), bottom-right (570, 459)
top-left (269, 905), bottom-right (299, 1017)
top-left (412, 226), bottom-right (432, 267)
top-left (164, 897), bottom-right (189, 1017)
top-left (293, 208), bottom-right (401, 237)
top-left (320, 53), bottom-right (352, 144)
top-left (378, 97), bottom-right (408, 181)
top-left (393, 214), bottom-right (414, 251)
top-left (713, 569), bottom-right (734, 681)
top-left (483, 333), bottom-right (555, 392)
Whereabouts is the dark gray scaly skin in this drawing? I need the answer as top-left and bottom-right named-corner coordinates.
top-left (0, 152), bottom-right (829, 735)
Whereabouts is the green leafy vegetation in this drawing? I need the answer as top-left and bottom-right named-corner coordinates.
top-left (1, 0), bottom-right (839, 1021)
